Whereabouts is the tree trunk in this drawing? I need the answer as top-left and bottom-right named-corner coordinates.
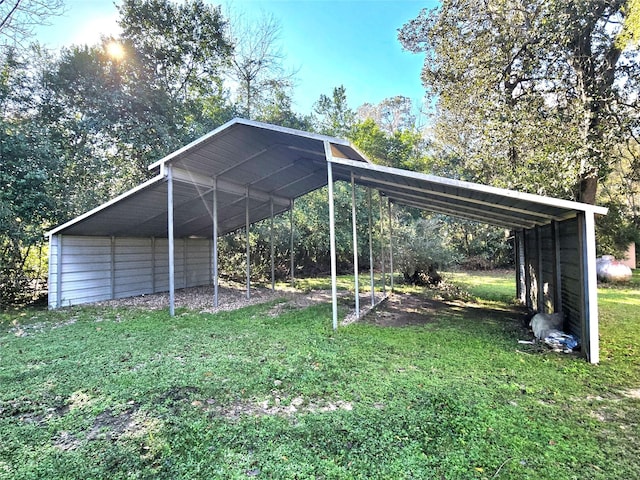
top-left (578, 174), bottom-right (598, 205)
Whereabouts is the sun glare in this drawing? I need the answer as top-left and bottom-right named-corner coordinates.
top-left (106, 41), bottom-right (125, 61)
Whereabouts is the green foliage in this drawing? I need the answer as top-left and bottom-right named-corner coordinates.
top-left (393, 211), bottom-right (459, 281)
top-left (399, 0), bottom-right (639, 205)
top-left (312, 85), bottom-right (355, 137)
top-left (1, 273), bottom-right (639, 478)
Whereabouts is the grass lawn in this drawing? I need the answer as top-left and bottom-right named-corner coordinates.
top-left (1, 271), bottom-right (639, 479)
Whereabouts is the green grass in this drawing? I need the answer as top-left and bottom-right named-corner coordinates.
top-left (1, 271), bottom-right (639, 479)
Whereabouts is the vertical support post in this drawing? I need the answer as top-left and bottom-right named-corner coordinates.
top-left (290, 198), bottom-right (295, 287)
top-left (167, 166), bottom-right (175, 316)
top-left (246, 186), bottom-right (251, 300)
top-left (56, 235), bottom-right (63, 308)
top-left (523, 230), bottom-right (532, 310)
top-left (208, 238), bottom-right (212, 285)
top-left (212, 178), bottom-right (219, 307)
top-left (351, 173), bottom-right (360, 317)
top-left (110, 236), bottom-right (116, 300)
top-left (270, 198), bottom-right (275, 291)
top-left (379, 195), bottom-right (386, 295)
top-left (368, 188), bottom-right (375, 307)
top-left (515, 231), bottom-right (522, 302)
top-left (551, 220), bottom-right (563, 313)
top-left (325, 144), bottom-right (338, 330)
top-left (580, 212), bottom-right (599, 364)
top-left (388, 199), bottom-right (394, 292)
top-left (536, 226), bottom-right (544, 312)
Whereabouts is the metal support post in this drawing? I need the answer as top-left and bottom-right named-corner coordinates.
top-left (246, 186), bottom-right (251, 300)
top-left (167, 166), bottom-right (175, 316)
top-left (351, 173), bottom-right (360, 317)
top-left (213, 178), bottom-right (219, 307)
top-left (368, 188), bottom-right (375, 307)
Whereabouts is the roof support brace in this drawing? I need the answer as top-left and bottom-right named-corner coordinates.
top-left (351, 173), bottom-right (360, 318)
top-left (168, 166), bottom-right (175, 317)
top-left (325, 142), bottom-right (338, 330)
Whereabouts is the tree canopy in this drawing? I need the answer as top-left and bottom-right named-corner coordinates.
top-left (399, 0), bottom-right (639, 206)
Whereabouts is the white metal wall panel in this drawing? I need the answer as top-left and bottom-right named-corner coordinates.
top-left (52, 236), bottom-right (112, 307)
top-left (48, 235), bottom-right (212, 308)
top-left (114, 237), bottom-right (154, 299)
top-left (185, 239), bottom-right (211, 287)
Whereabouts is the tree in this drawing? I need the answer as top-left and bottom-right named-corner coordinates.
top-left (0, 0), bottom-right (63, 47)
top-left (312, 85), bottom-right (355, 138)
top-left (619, 0), bottom-right (640, 47)
top-left (0, 46), bottom-right (64, 304)
top-left (118, 0), bottom-right (231, 103)
top-left (357, 96), bottom-right (417, 134)
top-left (399, 0), bottom-right (639, 205)
top-left (225, 10), bottom-right (295, 119)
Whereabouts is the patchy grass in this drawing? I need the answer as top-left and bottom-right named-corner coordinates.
top-left (1, 271), bottom-right (639, 479)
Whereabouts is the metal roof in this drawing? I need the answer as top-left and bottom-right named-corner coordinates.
top-left (328, 158), bottom-right (608, 230)
top-left (48, 118), bottom-right (367, 238)
top-left (48, 118), bottom-right (607, 238)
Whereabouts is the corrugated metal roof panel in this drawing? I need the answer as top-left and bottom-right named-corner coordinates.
top-left (48, 118), bottom-right (607, 239)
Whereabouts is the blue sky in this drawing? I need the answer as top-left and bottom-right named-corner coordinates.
top-left (35, 0), bottom-right (438, 116)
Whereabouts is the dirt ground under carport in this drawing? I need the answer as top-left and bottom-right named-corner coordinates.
top-left (93, 279), bottom-right (529, 329)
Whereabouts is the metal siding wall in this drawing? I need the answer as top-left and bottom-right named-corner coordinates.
top-left (49, 235), bottom-right (213, 308)
top-left (185, 238), bottom-right (211, 287)
top-left (114, 237), bottom-right (154, 298)
top-left (58, 236), bottom-right (112, 306)
top-left (559, 218), bottom-right (582, 337)
top-left (154, 239), bottom-right (170, 292)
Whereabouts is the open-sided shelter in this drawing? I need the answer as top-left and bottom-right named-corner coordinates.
top-left (47, 118), bottom-right (607, 363)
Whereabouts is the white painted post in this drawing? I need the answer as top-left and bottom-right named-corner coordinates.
top-left (379, 195), bottom-right (386, 295)
top-left (167, 166), bottom-right (175, 316)
top-left (290, 198), bottom-right (295, 287)
top-left (368, 188), bottom-right (375, 307)
top-left (351, 173), bottom-right (360, 317)
top-left (270, 198), bottom-right (275, 291)
top-left (582, 211), bottom-right (600, 364)
top-left (523, 230), bottom-right (532, 309)
top-left (213, 178), bottom-right (219, 307)
top-left (56, 235), bottom-right (62, 308)
top-left (325, 145), bottom-right (338, 331)
top-left (246, 186), bottom-right (251, 300)
top-left (388, 199), bottom-right (394, 292)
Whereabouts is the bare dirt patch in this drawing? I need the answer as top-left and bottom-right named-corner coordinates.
top-left (90, 279), bottom-right (528, 330)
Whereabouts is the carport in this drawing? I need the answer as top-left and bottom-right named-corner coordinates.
top-left (47, 118), bottom-right (607, 363)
